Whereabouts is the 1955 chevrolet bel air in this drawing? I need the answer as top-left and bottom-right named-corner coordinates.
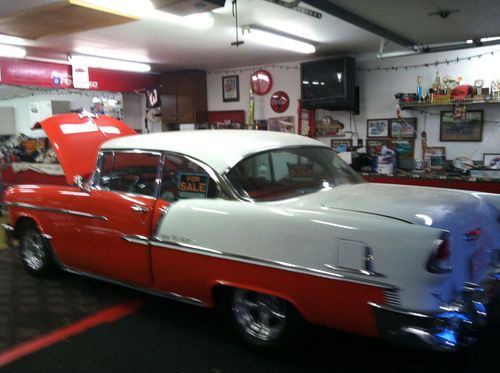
top-left (3, 113), bottom-right (500, 351)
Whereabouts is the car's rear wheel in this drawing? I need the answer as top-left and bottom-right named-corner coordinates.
top-left (19, 222), bottom-right (56, 277)
top-left (228, 288), bottom-right (298, 349)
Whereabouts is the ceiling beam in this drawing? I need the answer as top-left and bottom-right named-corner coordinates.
top-left (301, 0), bottom-right (416, 48)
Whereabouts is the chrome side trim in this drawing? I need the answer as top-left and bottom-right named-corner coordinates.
top-left (324, 264), bottom-right (386, 278)
top-left (63, 266), bottom-right (206, 307)
top-left (4, 202), bottom-right (108, 221)
top-left (122, 234), bottom-right (150, 246)
top-left (150, 238), bottom-right (398, 290)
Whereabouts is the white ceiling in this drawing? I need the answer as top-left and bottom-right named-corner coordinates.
top-left (2, 0), bottom-right (499, 73)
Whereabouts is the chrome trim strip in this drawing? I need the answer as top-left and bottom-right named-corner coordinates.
top-left (4, 202), bottom-right (108, 221)
top-left (122, 234), bottom-right (150, 246)
top-left (150, 238), bottom-right (398, 290)
top-left (324, 264), bottom-right (386, 278)
top-left (368, 302), bottom-right (431, 319)
top-left (63, 267), bottom-right (206, 307)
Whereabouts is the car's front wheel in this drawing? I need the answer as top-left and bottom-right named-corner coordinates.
top-left (19, 222), bottom-right (56, 277)
top-left (229, 288), bottom-right (299, 349)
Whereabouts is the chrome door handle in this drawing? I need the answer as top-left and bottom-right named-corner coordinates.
top-left (131, 205), bottom-right (149, 214)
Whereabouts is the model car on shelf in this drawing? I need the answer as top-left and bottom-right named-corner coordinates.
top-left (3, 113), bottom-right (500, 351)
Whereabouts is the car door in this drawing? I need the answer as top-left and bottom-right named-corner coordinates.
top-left (76, 150), bottom-right (161, 286)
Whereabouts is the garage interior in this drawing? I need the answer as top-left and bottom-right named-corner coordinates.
top-left (0, 0), bottom-right (498, 371)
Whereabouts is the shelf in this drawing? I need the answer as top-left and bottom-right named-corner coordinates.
top-left (399, 97), bottom-right (500, 109)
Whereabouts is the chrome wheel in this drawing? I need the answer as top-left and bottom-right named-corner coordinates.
top-left (21, 229), bottom-right (46, 271)
top-left (232, 289), bottom-right (287, 341)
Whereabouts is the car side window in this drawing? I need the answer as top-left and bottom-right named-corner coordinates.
top-left (159, 154), bottom-right (218, 202)
top-left (99, 151), bottom-right (160, 197)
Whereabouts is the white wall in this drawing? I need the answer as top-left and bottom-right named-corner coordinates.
top-left (207, 62), bottom-right (300, 125)
top-left (206, 45), bottom-right (500, 162)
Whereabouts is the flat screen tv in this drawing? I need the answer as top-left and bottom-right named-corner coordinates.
top-left (300, 56), bottom-right (356, 111)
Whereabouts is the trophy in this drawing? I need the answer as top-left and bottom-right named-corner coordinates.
top-left (474, 79), bottom-right (484, 96)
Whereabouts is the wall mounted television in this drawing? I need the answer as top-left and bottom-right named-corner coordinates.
top-left (300, 56), bottom-right (357, 111)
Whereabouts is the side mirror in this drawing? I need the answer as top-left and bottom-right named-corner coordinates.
top-left (73, 175), bottom-right (85, 190)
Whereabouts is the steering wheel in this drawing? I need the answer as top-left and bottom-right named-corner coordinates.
top-left (120, 174), bottom-right (144, 193)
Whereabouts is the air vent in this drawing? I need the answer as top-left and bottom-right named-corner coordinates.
top-left (151, 0), bottom-right (225, 16)
top-left (384, 289), bottom-right (401, 307)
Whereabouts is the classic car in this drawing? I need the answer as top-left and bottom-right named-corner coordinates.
top-left (3, 113), bottom-right (500, 351)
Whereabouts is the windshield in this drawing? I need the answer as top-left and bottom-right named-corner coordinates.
top-left (226, 146), bottom-right (363, 201)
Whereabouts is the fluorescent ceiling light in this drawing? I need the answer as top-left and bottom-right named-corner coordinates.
top-left (74, 48), bottom-right (150, 63)
top-left (0, 44), bottom-right (26, 58)
top-left (68, 54), bottom-right (151, 72)
top-left (0, 34), bottom-right (29, 46)
top-left (243, 26), bottom-right (315, 54)
top-left (74, 0), bottom-right (213, 29)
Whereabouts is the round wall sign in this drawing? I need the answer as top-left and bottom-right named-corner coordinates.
top-left (251, 69), bottom-right (273, 95)
top-left (270, 90), bottom-right (290, 113)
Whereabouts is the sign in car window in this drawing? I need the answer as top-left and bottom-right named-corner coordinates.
top-left (287, 163), bottom-right (315, 181)
top-left (178, 173), bottom-right (209, 199)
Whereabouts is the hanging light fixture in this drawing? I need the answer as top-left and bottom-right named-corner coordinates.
top-left (68, 54), bottom-right (151, 72)
top-left (242, 25), bottom-right (316, 54)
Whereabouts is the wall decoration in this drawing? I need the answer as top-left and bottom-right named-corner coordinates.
top-left (390, 118), bottom-right (417, 138)
top-left (483, 153), bottom-right (500, 169)
top-left (268, 116), bottom-right (294, 133)
top-left (270, 90), bottom-right (290, 113)
top-left (367, 119), bottom-right (389, 137)
top-left (222, 75), bottom-right (239, 102)
top-left (424, 146), bottom-right (446, 171)
top-left (440, 110), bottom-right (483, 141)
top-left (251, 69), bottom-right (273, 95)
top-left (315, 116), bottom-right (346, 137)
top-left (366, 139), bottom-right (390, 154)
top-left (330, 139), bottom-right (352, 153)
top-left (391, 139), bottom-right (415, 159)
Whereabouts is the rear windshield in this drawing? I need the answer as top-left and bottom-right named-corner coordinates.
top-left (226, 146), bottom-right (363, 201)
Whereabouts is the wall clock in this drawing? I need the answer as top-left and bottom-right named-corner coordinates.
top-left (270, 90), bottom-right (290, 113)
top-left (251, 69), bottom-right (273, 96)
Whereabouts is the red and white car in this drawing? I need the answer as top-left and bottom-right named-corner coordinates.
top-left (3, 113), bottom-right (500, 351)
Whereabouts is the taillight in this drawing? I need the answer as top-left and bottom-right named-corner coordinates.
top-left (427, 234), bottom-right (452, 274)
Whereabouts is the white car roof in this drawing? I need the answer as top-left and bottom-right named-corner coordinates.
top-left (101, 130), bottom-right (327, 173)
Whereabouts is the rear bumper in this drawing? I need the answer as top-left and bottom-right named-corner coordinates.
top-left (370, 272), bottom-right (500, 351)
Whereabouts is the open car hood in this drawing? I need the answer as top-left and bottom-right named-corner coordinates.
top-left (33, 113), bottom-right (137, 184)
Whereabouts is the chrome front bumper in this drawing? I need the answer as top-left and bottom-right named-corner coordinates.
top-left (370, 273), bottom-right (500, 351)
top-left (2, 223), bottom-right (14, 248)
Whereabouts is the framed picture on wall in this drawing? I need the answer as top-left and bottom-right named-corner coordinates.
top-left (390, 118), bottom-right (417, 138)
top-left (367, 119), bottom-right (389, 137)
top-left (440, 110), bottom-right (483, 141)
top-left (424, 146), bottom-right (446, 171)
top-left (330, 139), bottom-right (352, 153)
top-left (222, 75), bottom-right (239, 102)
top-left (483, 153), bottom-right (500, 169)
top-left (391, 139), bottom-right (415, 159)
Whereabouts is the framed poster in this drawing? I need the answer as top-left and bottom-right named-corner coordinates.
top-left (424, 146), bottom-right (446, 171)
top-left (222, 75), bottom-right (239, 102)
top-left (367, 119), bottom-right (389, 137)
top-left (483, 153), bottom-right (500, 169)
top-left (330, 139), bottom-right (352, 153)
top-left (440, 110), bottom-right (483, 141)
top-left (391, 139), bottom-right (415, 159)
top-left (390, 118), bottom-right (417, 138)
